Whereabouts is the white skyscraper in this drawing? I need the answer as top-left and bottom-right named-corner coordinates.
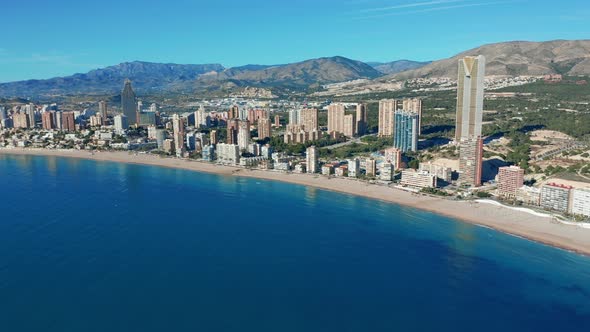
top-left (455, 55), bottom-right (486, 142)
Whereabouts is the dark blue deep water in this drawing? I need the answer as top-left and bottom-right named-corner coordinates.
top-left (1, 154), bottom-right (590, 331)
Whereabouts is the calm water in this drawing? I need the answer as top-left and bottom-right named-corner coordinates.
top-left (1, 154), bottom-right (590, 331)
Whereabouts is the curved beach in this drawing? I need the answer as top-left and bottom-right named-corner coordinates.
top-left (2, 148), bottom-right (590, 256)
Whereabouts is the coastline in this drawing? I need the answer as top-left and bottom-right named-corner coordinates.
top-left (3, 148), bottom-right (590, 256)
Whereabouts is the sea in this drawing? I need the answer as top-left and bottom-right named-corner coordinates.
top-left (1, 154), bottom-right (590, 331)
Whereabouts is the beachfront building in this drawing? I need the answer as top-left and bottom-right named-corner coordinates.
top-left (540, 183), bottom-right (573, 213)
top-left (384, 147), bottom-right (402, 170)
top-left (572, 188), bottom-right (590, 217)
top-left (516, 186), bottom-right (541, 206)
top-left (202, 145), bottom-right (215, 161)
top-left (497, 166), bottom-right (525, 198)
top-left (380, 162), bottom-right (394, 181)
top-left (419, 162), bottom-right (452, 183)
top-left (348, 158), bottom-right (360, 178)
top-left (401, 169), bottom-right (437, 189)
top-left (216, 143), bottom-right (240, 165)
top-left (458, 137), bottom-right (483, 187)
top-left (322, 164), bottom-right (335, 176)
top-left (114, 114), bottom-right (128, 134)
top-left (366, 158), bottom-right (377, 177)
top-left (306, 146), bottom-right (319, 174)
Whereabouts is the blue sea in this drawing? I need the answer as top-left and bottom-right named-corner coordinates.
top-left (1, 154), bottom-right (590, 331)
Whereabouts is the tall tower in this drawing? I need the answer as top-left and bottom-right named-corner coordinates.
top-left (172, 114), bottom-right (185, 157)
top-left (455, 56), bottom-right (485, 142)
top-left (378, 100), bottom-right (395, 137)
top-left (300, 108), bottom-right (318, 132)
top-left (356, 103), bottom-right (367, 136)
top-left (98, 100), bottom-right (108, 121)
top-left (121, 79), bottom-right (137, 126)
top-left (306, 146), bottom-right (319, 174)
top-left (394, 110), bottom-right (419, 152)
top-left (258, 117), bottom-right (272, 139)
top-left (237, 120), bottom-right (251, 150)
top-left (327, 103), bottom-right (345, 135)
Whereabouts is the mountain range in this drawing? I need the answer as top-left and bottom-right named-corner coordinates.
top-left (1, 39), bottom-right (589, 98)
top-left (389, 40), bottom-right (590, 80)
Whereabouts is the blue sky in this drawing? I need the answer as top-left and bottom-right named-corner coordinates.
top-left (0, 0), bottom-right (589, 82)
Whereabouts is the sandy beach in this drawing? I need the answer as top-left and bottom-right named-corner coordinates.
top-left (3, 148), bottom-right (590, 256)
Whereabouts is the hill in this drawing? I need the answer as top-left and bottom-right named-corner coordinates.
top-left (197, 56), bottom-right (383, 90)
top-left (368, 60), bottom-right (431, 75)
top-left (390, 40), bottom-right (590, 79)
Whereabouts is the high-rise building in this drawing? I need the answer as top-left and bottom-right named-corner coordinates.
top-left (356, 103), bottom-right (367, 136)
top-left (41, 111), bottom-right (55, 130)
top-left (572, 188), bottom-right (590, 217)
top-left (227, 119), bottom-right (239, 145)
top-left (210, 130), bottom-right (218, 145)
top-left (383, 147), bottom-right (402, 170)
top-left (455, 56), bottom-right (485, 142)
top-left (289, 109), bottom-right (301, 125)
top-left (327, 103), bottom-right (345, 134)
top-left (26, 103), bottom-right (36, 128)
top-left (258, 117), bottom-right (272, 139)
top-left (237, 120), bottom-right (251, 150)
top-left (172, 114), bottom-right (185, 157)
top-left (393, 111), bottom-right (419, 152)
top-left (274, 115), bottom-right (281, 127)
top-left (98, 100), bottom-right (108, 121)
top-left (343, 114), bottom-right (356, 137)
top-left (306, 146), bottom-right (319, 174)
top-left (121, 79), bottom-right (137, 125)
top-left (13, 112), bottom-right (29, 128)
top-left (54, 111), bottom-right (63, 130)
top-left (402, 98), bottom-right (422, 135)
top-left (419, 162), bottom-right (453, 182)
top-left (155, 129), bottom-right (166, 149)
top-left (228, 105), bottom-right (240, 119)
top-left (540, 183), bottom-right (572, 213)
top-left (497, 166), bottom-right (525, 198)
top-left (458, 137), bottom-right (483, 187)
top-left (62, 112), bottom-right (76, 132)
top-left (216, 143), bottom-right (240, 164)
top-left (380, 162), bottom-right (394, 181)
top-left (348, 158), bottom-right (360, 177)
top-left (114, 114), bottom-right (128, 134)
top-left (137, 111), bottom-right (156, 127)
top-left (0, 107), bottom-right (6, 122)
top-left (378, 99), bottom-right (395, 137)
top-left (300, 108), bottom-right (318, 132)
top-left (366, 158), bottom-right (377, 177)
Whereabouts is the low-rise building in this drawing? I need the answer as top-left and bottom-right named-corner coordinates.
top-left (401, 169), bottom-right (437, 189)
top-left (516, 186), bottom-right (541, 206)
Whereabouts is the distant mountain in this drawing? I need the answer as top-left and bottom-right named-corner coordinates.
top-left (368, 60), bottom-right (431, 75)
top-left (197, 56), bottom-right (383, 90)
top-left (390, 40), bottom-right (590, 79)
top-left (0, 61), bottom-right (225, 97)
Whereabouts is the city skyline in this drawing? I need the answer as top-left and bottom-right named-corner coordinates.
top-left (1, 0), bottom-right (589, 82)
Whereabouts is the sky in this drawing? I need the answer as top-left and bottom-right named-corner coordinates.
top-left (0, 0), bottom-right (589, 82)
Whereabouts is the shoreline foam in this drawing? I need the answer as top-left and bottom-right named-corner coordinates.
top-left (3, 148), bottom-right (590, 256)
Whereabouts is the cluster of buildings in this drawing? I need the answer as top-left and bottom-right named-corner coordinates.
top-left (496, 166), bottom-right (590, 218)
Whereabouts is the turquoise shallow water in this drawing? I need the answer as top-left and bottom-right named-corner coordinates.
top-left (1, 154), bottom-right (590, 331)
